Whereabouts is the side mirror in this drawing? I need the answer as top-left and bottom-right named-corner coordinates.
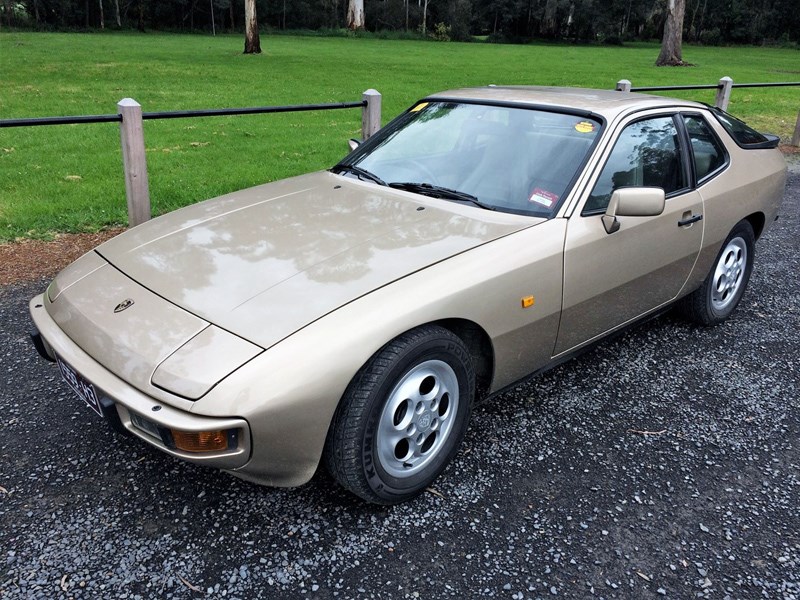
top-left (347, 138), bottom-right (361, 152)
top-left (602, 187), bottom-right (665, 234)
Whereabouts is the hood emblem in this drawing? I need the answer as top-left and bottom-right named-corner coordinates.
top-left (114, 299), bottom-right (135, 313)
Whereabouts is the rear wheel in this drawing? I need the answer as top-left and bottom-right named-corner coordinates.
top-left (324, 325), bottom-right (475, 504)
top-left (680, 220), bottom-right (755, 325)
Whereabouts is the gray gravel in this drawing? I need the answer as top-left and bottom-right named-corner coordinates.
top-left (2, 165), bottom-right (798, 599)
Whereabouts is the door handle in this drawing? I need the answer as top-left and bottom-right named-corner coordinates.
top-left (678, 214), bottom-right (703, 227)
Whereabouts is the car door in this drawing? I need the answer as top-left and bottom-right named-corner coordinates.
top-left (554, 112), bottom-right (704, 356)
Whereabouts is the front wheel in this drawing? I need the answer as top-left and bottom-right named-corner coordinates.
top-left (324, 325), bottom-right (475, 504)
top-left (680, 220), bottom-right (755, 325)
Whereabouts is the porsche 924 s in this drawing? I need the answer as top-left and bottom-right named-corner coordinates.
top-left (30, 87), bottom-right (786, 504)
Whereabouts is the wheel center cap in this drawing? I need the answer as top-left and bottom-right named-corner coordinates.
top-left (418, 411), bottom-right (432, 431)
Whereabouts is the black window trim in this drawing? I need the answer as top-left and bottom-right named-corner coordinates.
top-left (580, 111), bottom-right (691, 217)
top-left (679, 111), bottom-right (730, 188)
top-left (705, 104), bottom-right (781, 150)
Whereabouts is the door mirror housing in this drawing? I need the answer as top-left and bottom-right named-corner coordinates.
top-left (347, 138), bottom-right (362, 152)
top-left (602, 187), bottom-right (666, 234)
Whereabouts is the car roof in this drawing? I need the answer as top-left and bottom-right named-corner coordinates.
top-left (426, 86), bottom-right (707, 121)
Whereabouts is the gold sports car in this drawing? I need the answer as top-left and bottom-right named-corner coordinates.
top-left (30, 87), bottom-right (786, 504)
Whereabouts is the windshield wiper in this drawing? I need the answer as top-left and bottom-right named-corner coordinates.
top-left (331, 164), bottom-right (387, 186)
top-left (388, 182), bottom-right (496, 211)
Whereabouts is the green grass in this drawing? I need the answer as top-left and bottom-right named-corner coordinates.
top-left (1, 32), bottom-right (798, 240)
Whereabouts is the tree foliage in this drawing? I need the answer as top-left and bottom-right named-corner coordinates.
top-left (4, 0), bottom-right (798, 45)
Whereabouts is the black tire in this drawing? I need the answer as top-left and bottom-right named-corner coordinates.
top-left (324, 325), bottom-right (475, 504)
top-left (680, 220), bottom-right (755, 325)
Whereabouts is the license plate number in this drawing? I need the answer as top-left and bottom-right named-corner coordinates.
top-left (56, 356), bottom-right (103, 417)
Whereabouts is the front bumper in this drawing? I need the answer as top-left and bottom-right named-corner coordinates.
top-left (29, 295), bottom-right (251, 471)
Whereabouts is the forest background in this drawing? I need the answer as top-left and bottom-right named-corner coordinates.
top-left (3, 0), bottom-right (799, 47)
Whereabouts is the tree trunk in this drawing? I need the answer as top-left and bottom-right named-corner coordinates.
top-left (33, 0), bottom-right (40, 23)
top-left (113, 0), bottom-right (121, 27)
top-left (697, 0), bottom-right (707, 41)
top-left (98, 0), bottom-right (104, 29)
top-left (422, 0), bottom-right (428, 34)
top-left (346, 0), bottom-right (364, 30)
top-left (137, 0), bottom-right (144, 31)
top-left (243, 0), bottom-right (261, 54)
top-left (85, 0), bottom-right (89, 28)
top-left (210, 0), bottom-right (215, 35)
top-left (229, 1), bottom-right (234, 31)
top-left (656, 0), bottom-right (687, 65)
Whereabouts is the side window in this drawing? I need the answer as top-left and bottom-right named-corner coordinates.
top-left (584, 116), bottom-right (686, 214)
top-left (683, 115), bottom-right (726, 182)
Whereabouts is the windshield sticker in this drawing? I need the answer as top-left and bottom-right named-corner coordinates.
top-left (574, 121), bottom-right (595, 133)
top-left (410, 102), bottom-right (429, 113)
top-left (529, 188), bottom-right (559, 208)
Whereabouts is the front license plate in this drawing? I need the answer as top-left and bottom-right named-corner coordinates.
top-left (56, 355), bottom-right (103, 417)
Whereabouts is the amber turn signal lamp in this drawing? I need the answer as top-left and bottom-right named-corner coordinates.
top-left (171, 429), bottom-right (229, 453)
top-left (521, 295), bottom-right (535, 308)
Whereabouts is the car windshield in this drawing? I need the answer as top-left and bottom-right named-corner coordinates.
top-left (337, 101), bottom-right (602, 216)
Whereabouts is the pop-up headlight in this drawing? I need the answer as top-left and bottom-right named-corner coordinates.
top-left (151, 326), bottom-right (261, 399)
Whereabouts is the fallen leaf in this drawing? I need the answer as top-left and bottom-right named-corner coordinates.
top-left (177, 574), bottom-right (202, 592)
top-left (60, 574), bottom-right (69, 592)
top-left (426, 487), bottom-right (445, 499)
top-left (0, 486), bottom-right (8, 495)
top-left (64, 175), bottom-right (82, 181)
top-left (627, 429), bottom-right (667, 436)
top-left (189, 141), bottom-right (210, 147)
top-left (635, 571), bottom-right (651, 582)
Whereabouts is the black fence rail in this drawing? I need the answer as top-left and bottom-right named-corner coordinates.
top-left (0, 114), bottom-right (122, 127)
top-left (0, 101), bottom-right (369, 129)
top-left (627, 81), bottom-right (800, 93)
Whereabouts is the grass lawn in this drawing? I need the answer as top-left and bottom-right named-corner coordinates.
top-left (1, 32), bottom-right (798, 240)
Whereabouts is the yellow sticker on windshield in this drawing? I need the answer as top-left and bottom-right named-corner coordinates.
top-left (410, 102), bottom-right (429, 113)
top-left (575, 121), bottom-right (595, 133)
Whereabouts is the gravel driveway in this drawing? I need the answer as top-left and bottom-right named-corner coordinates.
top-left (2, 167), bottom-right (798, 600)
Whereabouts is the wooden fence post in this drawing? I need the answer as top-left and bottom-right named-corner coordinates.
top-left (616, 79), bottom-right (632, 92)
top-left (362, 89), bottom-right (381, 140)
top-left (118, 98), bottom-right (151, 226)
top-left (715, 76), bottom-right (733, 111)
top-left (792, 110), bottom-right (800, 147)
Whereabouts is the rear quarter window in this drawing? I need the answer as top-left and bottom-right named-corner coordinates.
top-left (711, 108), bottom-right (780, 149)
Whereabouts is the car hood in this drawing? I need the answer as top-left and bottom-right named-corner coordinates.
top-left (97, 171), bottom-right (532, 349)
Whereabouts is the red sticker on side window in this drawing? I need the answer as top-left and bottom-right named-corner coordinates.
top-left (529, 188), bottom-right (559, 208)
